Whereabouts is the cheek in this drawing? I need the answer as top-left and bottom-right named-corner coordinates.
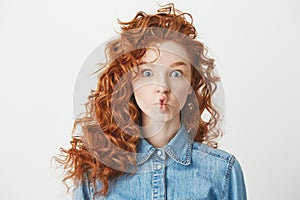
top-left (171, 84), bottom-right (191, 105)
top-left (133, 87), bottom-right (152, 106)
top-left (171, 80), bottom-right (191, 95)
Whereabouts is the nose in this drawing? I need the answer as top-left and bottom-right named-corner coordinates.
top-left (156, 84), bottom-right (170, 94)
top-left (155, 73), bottom-right (171, 94)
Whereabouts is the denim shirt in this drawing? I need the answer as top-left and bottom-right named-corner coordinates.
top-left (73, 123), bottom-right (247, 200)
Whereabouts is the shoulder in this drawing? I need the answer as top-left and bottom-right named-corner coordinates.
top-left (191, 142), bottom-right (246, 194)
top-left (192, 141), bottom-right (235, 163)
top-left (191, 141), bottom-right (242, 178)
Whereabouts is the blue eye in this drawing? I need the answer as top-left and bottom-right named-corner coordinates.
top-left (171, 70), bottom-right (183, 78)
top-left (142, 69), bottom-right (152, 77)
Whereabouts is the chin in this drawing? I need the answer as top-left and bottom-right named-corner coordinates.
top-left (150, 114), bottom-right (174, 122)
top-left (142, 107), bottom-right (180, 122)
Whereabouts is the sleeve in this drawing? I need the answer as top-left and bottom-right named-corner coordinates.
top-left (72, 178), bottom-right (93, 200)
top-left (225, 156), bottom-right (247, 200)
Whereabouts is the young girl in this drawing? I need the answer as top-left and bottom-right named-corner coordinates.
top-left (56, 3), bottom-right (247, 200)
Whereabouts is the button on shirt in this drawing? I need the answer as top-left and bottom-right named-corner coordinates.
top-left (74, 122), bottom-right (247, 199)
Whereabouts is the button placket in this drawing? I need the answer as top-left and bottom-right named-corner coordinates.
top-left (152, 149), bottom-right (166, 200)
top-left (157, 149), bottom-right (166, 159)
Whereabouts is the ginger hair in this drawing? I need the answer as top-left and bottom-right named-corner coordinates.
top-left (55, 3), bottom-right (223, 198)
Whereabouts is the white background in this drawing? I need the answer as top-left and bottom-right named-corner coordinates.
top-left (1, 0), bottom-right (299, 199)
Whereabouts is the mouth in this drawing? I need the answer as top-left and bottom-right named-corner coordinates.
top-left (161, 103), bottom-right (168, 112)
top-left (156, 101), bottom-right (168, 112)
top-left (155, 95), bottom-right (170, 112)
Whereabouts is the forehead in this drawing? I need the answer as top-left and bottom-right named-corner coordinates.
top-left (141, 41), bottom-right (190, 64)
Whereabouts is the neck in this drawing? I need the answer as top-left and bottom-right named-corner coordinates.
top-left (141, 115), bottom-right (181, 148)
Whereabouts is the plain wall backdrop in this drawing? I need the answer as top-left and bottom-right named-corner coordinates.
top-left (0, 0), bottom-right (299, 199)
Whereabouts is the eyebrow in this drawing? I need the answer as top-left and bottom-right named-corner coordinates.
top-left (139, 61), bottom-right (189, 68)
top-left (171, 61), bottom-right (189, 68)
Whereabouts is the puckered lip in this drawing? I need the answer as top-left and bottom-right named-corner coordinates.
top-left (159, 96), bottom-right (166, 103)
top-left (154, 103), bottom-right (173, 106)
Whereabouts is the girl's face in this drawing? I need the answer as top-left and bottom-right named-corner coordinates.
top-left (131, 41), bottom-right (192, 124)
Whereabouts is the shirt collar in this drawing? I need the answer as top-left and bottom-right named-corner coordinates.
top-left (136, 122), bottom-right (193, 166)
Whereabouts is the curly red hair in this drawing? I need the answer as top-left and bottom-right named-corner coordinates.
top-left (55, 3), bottom-right (222, 198)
